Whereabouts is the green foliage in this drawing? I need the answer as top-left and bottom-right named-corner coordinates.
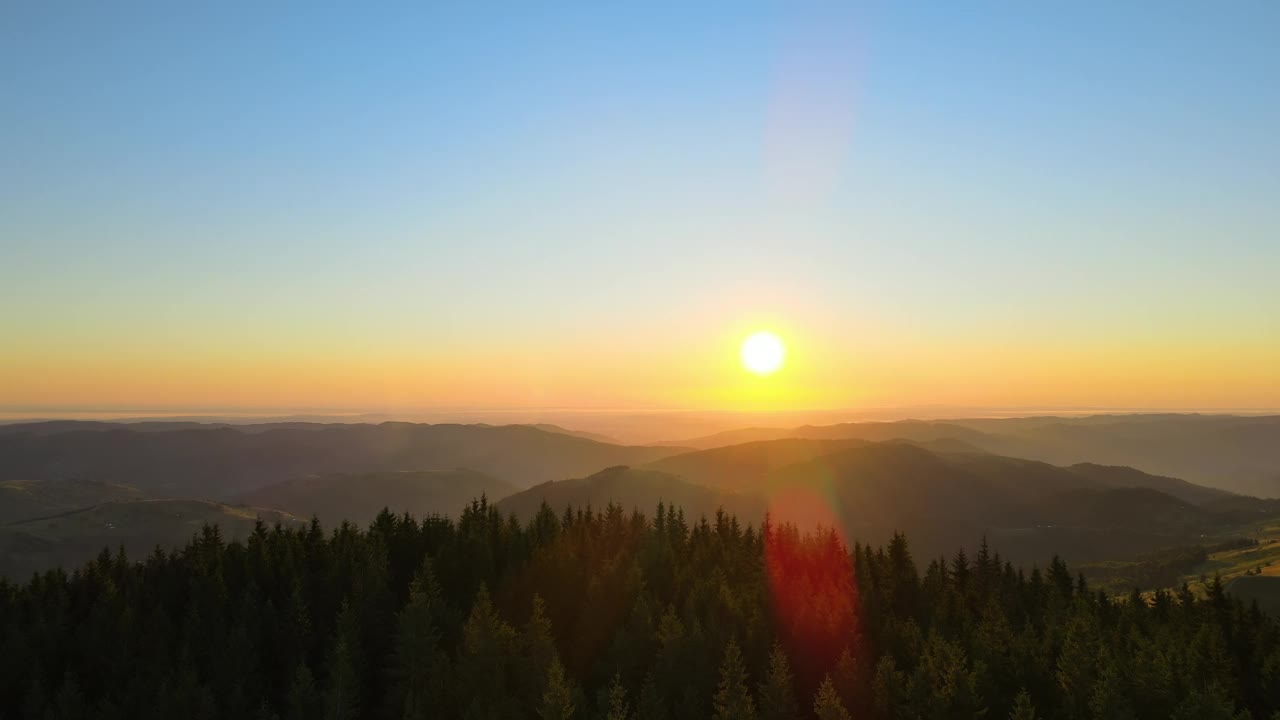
top-left (1008, 689), bottom-right (1037, 720)
top-left (1, 501), bottom-right (1278, 720)
top-left (604, 674), bottom-right (629, 720)
top-left (323, 637), bottom-right (360, 720)
top-left (907, 633), bottom-right (984, 719)
top-left (712, 639), bottom-right (757, 720)
top-left (456, 585), bottom-right (520, 720)
top-left (539, 658), bottom-right (575, 720)
top-left (811, 676), bottom-right (850, 720)
top-left (286, 665), bottom-right (321, 720)
top-left (757, 644), bottom-right (799, 720)
top-left (388, 558), bottom-right (447, 719)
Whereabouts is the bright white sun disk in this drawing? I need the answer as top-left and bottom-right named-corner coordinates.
top-left (741, 332), bottom-right (785, 375)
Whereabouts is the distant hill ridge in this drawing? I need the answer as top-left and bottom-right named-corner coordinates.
top-left (0, 421), bottom-right (687, 497)
top-left (0, 498), bottom-right (302, 579)
top-left (0, 478), bottom-right (147, 525)
top-left (656, 414), bottom-right (1280, 497)
top-left (237, 469), bottom-right (517, 527)
top-left (0, 418), bottom-right (1273, 576)
top-left (496, 465), bottom-right (766, 524)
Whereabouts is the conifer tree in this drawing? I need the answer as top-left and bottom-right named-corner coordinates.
top-left (1088, 656), bottom-right (1135, 720)
top-left (830, 647), bottom-right (867, 716)
top-left (712, 639), bottom-right (757, 720)
top-left (50, 672), bottom-right (87, 720)
top-left (757, 644), bottom-right (799, 720)
top-left (633, 673), bottom-right (664, 720)
top-left (521, 594), bottom-right (559, 707)
top-left (324, 637), bottom-right (360, 720)
top-left (812, 676), bottom-right (851, 720)
top-left (873, 655), bottom-right (907, 719)
top-left (388, 558), bottom-right (447, 720)
top-left (1169, 688), bottom-right (1249, 720)
top-left (254, 700), bottom-right (280, 720)
top-left (539, 658), bottom-right (575, 720)
top-left (1056, 613), bottom-right (1099, 717)
top-left (908, 633), bottom-right (984, 718)
top-left (456, 584), bottom-right (519, 719)
top-left (605, 673), bottom-right (629, 720)
top-left (4, 502), bottom-right (1280, 720)
top-left (1008, 690), bottom-right (1036, 720)
top-left (285, 664), bottom-right (321, 720)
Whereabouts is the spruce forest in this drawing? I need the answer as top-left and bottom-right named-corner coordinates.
top-left (4, 498), bottom-right (1279, 720)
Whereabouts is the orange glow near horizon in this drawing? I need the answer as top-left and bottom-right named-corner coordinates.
top-left (2, 314), bottom-right (1279, 415)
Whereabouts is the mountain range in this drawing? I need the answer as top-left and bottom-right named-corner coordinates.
top-left (0, 416), bottom-right (1276, 578)
top-left (656, 414), bottom-right (1280, 497)
top-left (0, 421), bottom-right (683, 497)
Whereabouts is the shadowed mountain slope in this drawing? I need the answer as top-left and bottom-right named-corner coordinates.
top-left (495, 466), bottom-right (767, 524)
top-left (0, 478), bottom-right (147, 525)
top-left (948, 414), bottom-right (1280, 498)
top-left (643, 438), bottom-right (872, 489)
top-left (759, 443), bottom-right (1235, 564)
top-left (0, 499), bottom-right (302, 579)
top-left (657, 414), bottom-right (1280, 497)
top-left (642, 441), bottom-right (1244, 564)
top-left (237, 469), bottom-right (516, 527)
top-left (0, 421), bottom-right (686, 497)
top-left (648, 437), bottom-right (1228, 505)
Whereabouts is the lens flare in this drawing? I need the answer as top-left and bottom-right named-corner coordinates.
top-left (761, 455), bottom-right (860, 687)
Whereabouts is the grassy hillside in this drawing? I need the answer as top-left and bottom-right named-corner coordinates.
top-left (237, 469), bottom-right (516, 527)
top-left (1078, 512), bottom-right (1280, 599)
top-left (1179, 517), bottom-right (1280, 583)
top-left (0, 499), bottom-right (302, 579)
top-left (0, 478), bottom-right (146, 524)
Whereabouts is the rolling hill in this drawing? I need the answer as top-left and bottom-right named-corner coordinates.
top-left (644, 438), bottom-right (872, 489)
top-left (495, 466), bottom-right (767, 524)
top-left (649, 437), bottom-right (1229, 505)
top-left (656, 414), bottom-right (1280, 498)
top-left (768, 444), bottom-right (1238, 563)
top-left (0, 421), bottom-right (686, 497)
top-left (0, 478), bottom-right (147, 524)
top-left (654, 420), bottom-right (990, 450)
top-left (0, 499), bottom-right (303, 579)
top-left (496, 440), bottom-right (1251, 566)
top-left (645, 440), bottom-right (1251, 564)
top-left (1, 417), bottom-right (1271, 576)
top-left (948, 414), bottom-right (1280, 498)
top-left (237, 469), bottom-right (516, 527)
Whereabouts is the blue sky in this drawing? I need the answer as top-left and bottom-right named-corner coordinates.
top-left (2, 2), bottom-right (1278, 411)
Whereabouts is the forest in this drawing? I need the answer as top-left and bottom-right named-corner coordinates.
top-left (3, 498), bottom-right (1278, 720)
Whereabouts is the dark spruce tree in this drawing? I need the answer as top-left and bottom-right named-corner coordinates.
top-left (1, 499), bottom-right (1278, 719)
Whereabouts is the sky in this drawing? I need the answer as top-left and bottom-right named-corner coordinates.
top-left (2, 2), bottom-right (1278, 416)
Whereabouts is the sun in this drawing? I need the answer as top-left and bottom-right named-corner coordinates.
top-left (741, 331), bottom-right (786, 375)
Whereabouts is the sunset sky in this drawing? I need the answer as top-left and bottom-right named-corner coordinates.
top-left (2, 3), bottom-right (1278, 415)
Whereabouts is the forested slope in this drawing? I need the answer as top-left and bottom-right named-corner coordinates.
top-left (3, 500), bottom-right (1277, 719)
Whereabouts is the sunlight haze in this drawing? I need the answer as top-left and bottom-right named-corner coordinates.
top-left (3, 2), bottom-right (1278, 415)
